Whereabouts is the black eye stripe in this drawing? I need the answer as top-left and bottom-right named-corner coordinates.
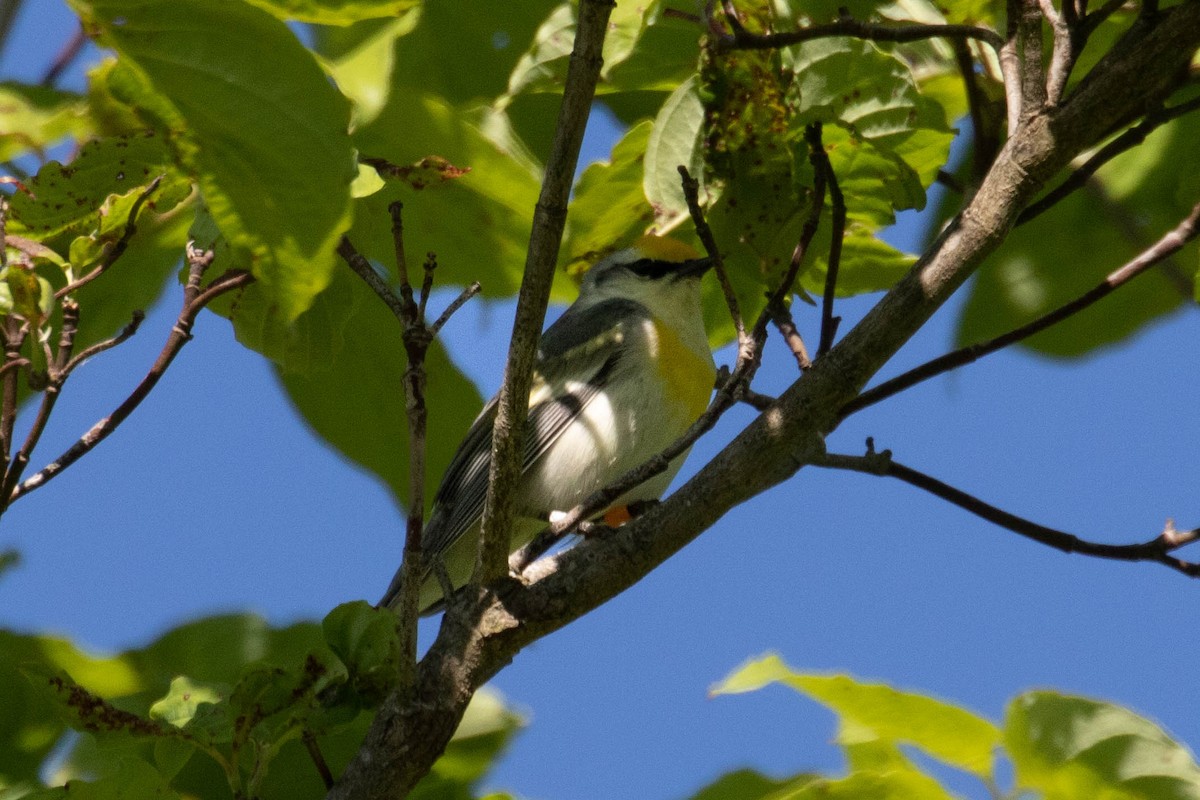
top-left (625, 258), bottom-right (676, 279)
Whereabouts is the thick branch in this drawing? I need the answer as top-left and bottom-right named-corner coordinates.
top-left (473, 0), bottom-right (614, 588)
top-left (815, 448), bottom-right (1200, 578)
top-left (839, 198), bottom-right (1200, 419)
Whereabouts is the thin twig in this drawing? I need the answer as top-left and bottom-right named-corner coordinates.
top-left (769, 301), bottom-right (811, 371)
top-left (61, 311), bottom-right (145, 379)
top-left (40, 24), bottom-right (87, 87)
top-left (1000, 0), bottom-right (1026, 133)
top-left (815, 445), bottom-right (1200, 578)
top-left (476, 0), bottom-right (614, 586)
top-left (302, 730), bottom-right (334, 791)
top-left (0, 302), bottom-right (80, 508)
top-left (953, 40), bottom-right (1001, 182)
top-left (336, 236), bottom-right (406, 319)
top-left (0, 317), bottom-right (25, 475)
top-left (1018, 95), bottom-right (1200, 224)
top-left (55, 176), bottom-right (163, 300)
top-left (839, 199), bottom-right (1200, 420)
top-left (9, 251), bottom-right (253, 502)
top-left (1037, 0), bottom-right (1077, 103)
top-left (810, 125), bottom-right (844, 357)
top-left (0, 0), bottom-right (24, 64)
top-left (717, 11), bottom-right (1004, 53)
top-left (430, 282), bottom-right (481, 336)
top-left (678, 165), bottom-right (744, 343)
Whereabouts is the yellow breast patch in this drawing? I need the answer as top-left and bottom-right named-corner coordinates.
top-left (651, 319), bottom-right (715, 421)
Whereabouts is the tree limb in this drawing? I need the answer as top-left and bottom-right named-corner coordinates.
top-left (9, 250), bottom-right (253, 502)
top-left (331, 5), bottom-right (1200, 798)
top-left (474, 0), bottom-right (615, 588)
top-left (716, 10), bottom-right (1004, 53)
top-left (815, 446), bottom-right (1200, 578)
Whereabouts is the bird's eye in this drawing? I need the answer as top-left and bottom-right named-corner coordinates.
top-left (625, 258), bottom-right (675, 279)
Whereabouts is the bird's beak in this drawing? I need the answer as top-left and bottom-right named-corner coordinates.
top-left (675, 256), bottom-right (714, 278)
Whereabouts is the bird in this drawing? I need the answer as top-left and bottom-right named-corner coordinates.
top-left (380, 235), bottom-right (716, 614)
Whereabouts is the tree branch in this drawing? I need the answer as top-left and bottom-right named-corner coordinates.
top-left (815, 445), bottom-right (1200, 578)
top-left (811, 125), bottom-right (844, 358)
top-left (342, 212), bottom-right (479, 691)
top-left (473, 0), bottom-right (615, 590)
top-left (9, 249), bottom-right (253, 502)
top-left (839, 198), bottom-right (1200, 419)
top-left (715, 10), bottom-right (1004, 53)
top-left (1018, 95), bottom-right (1200, 225)
top-left (332, 5), bottom-right (1200, 798)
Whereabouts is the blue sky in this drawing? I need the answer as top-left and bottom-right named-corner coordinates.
top-left (2, 3), bottom-right (1198, 798)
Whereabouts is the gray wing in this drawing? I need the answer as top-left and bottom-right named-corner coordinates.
top-left (420, 298), bottom-right (650, 564)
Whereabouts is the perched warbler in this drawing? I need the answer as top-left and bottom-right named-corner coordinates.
top-left (380, 235), bottom-right (716, 613)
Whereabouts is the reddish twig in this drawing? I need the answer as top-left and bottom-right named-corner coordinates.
top-left (839, 199), bottom-right (1200, 419)
top-left (9, 248), bottom-right (253, 502)
top-left (341, 210), bottom-right (478, 690)
top-left (769, 301), bottom-right (811, 371)
top-left (61, 311), bottom-right (145, 379)
top-left (40, 24), bottom-right (87, 87)
top-left (816, 444), bottom-right (1200, 578)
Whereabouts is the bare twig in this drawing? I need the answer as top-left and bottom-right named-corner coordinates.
top-left (1037, 0), bottom-right (1077, 103)
top-left (475, 0), bottom-right (615, 587)
top-left (769, 301), bottom-right (811, 371)
top-left (1018, 95), bottom-right (1200, 224)
top-left (1000, 0), bottom-right (1028, 133)
top-left (678, 165), bottom-right (744, 343)
top-left (839, 198), bottom-right (1200, 419)
top-left (343, 207), bottom-right (479, 687)
top-left (0, 302), bottom-right (81, 507)
top-left (0, 0), bottom-right (23, 63)
top-left (810, 125), bottom-right (844, 358)
top-left (60, 311), bottom-right (145, 379)
top-left (954, 40), bottom-right (1002, 182)
top-left (55, 176), bottom-right (163, 300)
top-left (303, 730), bottom-right (335, 791)
top-left (816, 444), bottom-right (1200, 578)
top-left (40, 24), bottom-right (87, 87)
top-left (716, 10), bottom-right (1004, 53)
top-left (0, 317), bottom-right (25, 475)
top-left (9, 250), bottom-right (253, 502)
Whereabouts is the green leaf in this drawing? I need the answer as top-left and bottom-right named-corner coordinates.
top-left (70, 0), bottom-right (357, 322)
top-left (786, 769), bottom-right (956, 800)
top-left (7, 134), bottom-right (174, 239)
top-left (322, 601), bottom-right (400, 699)
top-left (563, 121), bottom-right (657, 270)
top-left (956, 99), bottom-right (1199, 357)
top-left (242, 0), bottom-right (419, 25)
top-left (1006, 691), bottom-right (1200, 800)
top-left (687, 768), bottom-right (818, 800)
top-left (712, 654), bottom-right (1000, 779)
top-left (148, 677), bottom-right (225, 731)
top-left (326, 15), bottom-right (418, 128)
top-left (644, 75), bottom-right (707, 226)
top-left (0, 83), bottom-right (92, 162)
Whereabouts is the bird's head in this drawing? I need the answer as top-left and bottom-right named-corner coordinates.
top-left (577, 235), bottom-right (713, 319)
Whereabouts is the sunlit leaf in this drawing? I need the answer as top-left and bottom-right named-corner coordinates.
top-left (70, 0), bottom-right (357, 322)
top-left (1007, 691), bottom-right (1200, 800)
top-left (712, 654), bottom-right (1000, 778)
top-left (0, 83), bottom-right (91, 163)
top-left (242, 0), bottom-right (419, 25)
